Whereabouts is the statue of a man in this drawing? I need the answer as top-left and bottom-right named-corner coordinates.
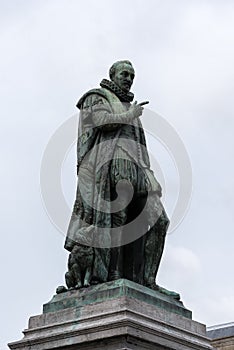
top-left (64, 60), bottom-right (170, 290)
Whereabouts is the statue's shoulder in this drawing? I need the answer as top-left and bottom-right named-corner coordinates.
top-left (76, 88), bottom-right (109, 109)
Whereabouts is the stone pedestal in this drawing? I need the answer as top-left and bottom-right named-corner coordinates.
top-left (8, 279), bottom-right (213, 350)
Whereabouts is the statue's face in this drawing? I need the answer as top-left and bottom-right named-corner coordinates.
top-left (112, 63), bottom-right (135, 92)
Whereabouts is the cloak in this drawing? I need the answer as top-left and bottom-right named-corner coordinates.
top-left (65, 86), bottom-right (161, 282)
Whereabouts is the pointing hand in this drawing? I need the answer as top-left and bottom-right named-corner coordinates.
top-left (129, 101), bottom-right (149, 118)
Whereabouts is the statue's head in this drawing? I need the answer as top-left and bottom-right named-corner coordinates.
top-left (109, 60), bottom-right (135, 93)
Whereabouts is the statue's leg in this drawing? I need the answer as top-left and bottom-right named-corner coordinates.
top-left (65, 270), bottom-right (76, 289)
top-left (71, 263), bottom-right (82, 288)
top-left (124, 193), bottom-right (148, 284)
top-left (108, 209), bottom-right (127, 280)
top-left (109, 185), bottom-right (129, 281)
top-left (84, 266), bottom-right (92, 287)
top-left (124, 234), bottom-right (146, 284)
top-left (144, 194), bottom-right (169, 287)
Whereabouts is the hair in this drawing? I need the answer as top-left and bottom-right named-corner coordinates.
top-left (109, 60), bottom-right (134, 80)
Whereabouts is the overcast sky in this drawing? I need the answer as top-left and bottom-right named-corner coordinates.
top-left (1, 1), bottom-right (234, 349)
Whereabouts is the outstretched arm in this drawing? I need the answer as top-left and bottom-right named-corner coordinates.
top-left (91, 98), bottom-right (149, 131)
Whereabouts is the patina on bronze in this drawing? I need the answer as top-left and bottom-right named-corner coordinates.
top-left (58, 60), bottom-right (179, 299)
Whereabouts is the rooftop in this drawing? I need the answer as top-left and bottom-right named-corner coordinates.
top-left (207, 322), bottom-right (234, 340)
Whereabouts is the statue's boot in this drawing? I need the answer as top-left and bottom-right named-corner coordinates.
top-left (109, 199), bottom-right (128, 281)
top-left (144, 209), bottom-right (169, 288)
top-left (109, 246), bottom-right (123, 280)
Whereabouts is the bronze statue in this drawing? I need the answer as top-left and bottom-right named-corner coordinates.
top-left (61, 60), bottom-right (178, 298)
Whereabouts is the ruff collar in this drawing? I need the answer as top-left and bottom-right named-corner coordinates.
top-left (100, 79), bottom-right (134, 103)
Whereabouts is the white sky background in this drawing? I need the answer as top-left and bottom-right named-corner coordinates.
top-left (1, 0), bottom-right (234, 348)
